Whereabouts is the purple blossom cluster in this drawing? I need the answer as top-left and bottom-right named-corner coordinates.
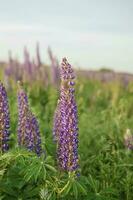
top-left (53, 58), bottom-right (79, 171)
top-left (48, 47), bottom-right (60, 86)
top-left (0, 81), bottom-right (10, 152)
top-left (17, 82), bottom-right (42, 156)
top-left (4, 43), bottom-right (60, 88)
top-left (1, 56), bottom-right (79, 168)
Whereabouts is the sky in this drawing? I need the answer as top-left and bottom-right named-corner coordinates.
top-left (0, 0), bottom-right (133, 73)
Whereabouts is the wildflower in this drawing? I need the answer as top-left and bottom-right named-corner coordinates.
top-left (25, 112), bottom-right (42, 156)
top-left (17, 81), bottom-right (42, 155)
top-left (23, 46), bottom-right (32, 78)
top-left (48, 47), bottom-right (59, 86)
top-left (0, 81), bottom-right (10, 152)
top-left (53, 58), bottom-right (79, 171)
top-left (36, 42), bottom-right (42, 68)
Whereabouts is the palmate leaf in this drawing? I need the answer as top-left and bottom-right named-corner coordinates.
top-left (40, 188), bottom-right (49, 199)
top-left (0, 181), bottom-right (18, 198)
top-left (0, 166), bottom-right (26, 198)
top-left (40, 188), bottom-right (57, 200)
top-left (59, 174), bottom-right (87, 199)
top-left (21, 185), bottom-right (39, 199)
top-left (0, 148), bottom-right (33, 170)
top-left (21, 155), bottom-right (56, 183)
top-left (0, 184), bottom-right (39, 200)
top-left (86, 175), bottom-right (119, 199)
top-left (0, 167), bottom-right (39, 199)
top-left (44, 164), bottom-right (57, 173)
top-left (0, 149), bottom-right (41, 199)
top-left (0, 152), bottom-right (14, 169)
top-left (22, 158), bottom-right (46, 182)
top-left (87, 174), bottom-right (100, 193)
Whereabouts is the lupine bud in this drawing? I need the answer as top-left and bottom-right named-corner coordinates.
top-left (0, 81), bottom-right (10, 153)
top-left (17, 82), bottom-right (42, 155)
top-left (124, 129), bottom-right (133, 150)
top-left (53, 58), bottom-right (79, 171)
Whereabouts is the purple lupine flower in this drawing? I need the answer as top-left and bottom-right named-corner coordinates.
top-left (5, 50), bottom-right (23, 82)
top-left (124, 129), bottom-right (133, 150)
top-left (53, 58), bottom-right (79, 171)
top-left (17, 82), bottom-right (42, 156)
top-left (48, 47), bottom-right (60, 86)
top-left (25, 112), bottom-right (42, 156)
top-left (23, 46), bottom-right (32, 75)
top-left (4, 50), bottom-right (14, 89)
top-left (17, 82), bottom-right (29, 146)
top-left (0, 81), bottom-right (10, 153)
top-left (36, 42), bottom-right (42, 68)
top-left (5, 50), bottom-right (13, 76)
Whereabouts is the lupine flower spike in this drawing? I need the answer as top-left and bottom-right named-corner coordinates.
top-left (48, 47), bottom-right (60, 86)
top-left (0, 81), bottom-right (10, 153)
top-left (36, 42), bottom-right (42, 68)
top-left (17, 81), bottom-right (42, 156)
top-left (53, 58), bottom-right (79, 171)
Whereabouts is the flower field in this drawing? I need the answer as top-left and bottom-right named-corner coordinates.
top-left (1, 47), bottom-right (133, 200)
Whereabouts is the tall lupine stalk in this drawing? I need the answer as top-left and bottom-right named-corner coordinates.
top-left (53, 58), bottom-right (79, 172)
top-left (5, 50), bottom-right (13, 77)
top-left (48, 47), bottom-right (60, 86)
top-left (5, 51), bottom-right (23, 86)
top-left (36, 42), bottom-right (49, 86)
top-left (0, 82), bottom-right (10, 153)
top-left (4, 50), bottom-right (13, 89)
top-left (23, 47), bottom-right (32, 80)
top-left (17, 82), bottom-right (42, 156)
top-left (36, 42), bottom-right (42, 68)
top-left (13, 58), bottom-right (22, 81)
top-left (31, 58), bottom-right (41, 82)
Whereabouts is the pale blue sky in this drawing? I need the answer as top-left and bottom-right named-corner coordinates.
top-left (0, 0), bottom-right (133, 72)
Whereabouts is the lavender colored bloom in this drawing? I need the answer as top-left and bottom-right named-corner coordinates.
top-left (48, 47), bottom-right (60, 86)
top-left (36, 42), bottom-right (42, 68)
top-left (6, 51), bottom-right (23, 82)
top-left (53, 58), bottom-right (79, 171)
top-left (0, 81), bottom-right (10, 153)
top-left (17, 82), bottom-right (42, 156)
top-left (25, 112), bottom-right (42, 156)
top-left (5, 50), bottom-right (13, 77)
top-left (23, 46), bottom-right (32, 75)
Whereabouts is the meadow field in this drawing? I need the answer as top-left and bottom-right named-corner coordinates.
top-left (1, 49), bottom-right (133, 200)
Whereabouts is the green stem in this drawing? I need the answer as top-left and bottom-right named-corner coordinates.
top-left (58, 180), bottom-right (70, 194)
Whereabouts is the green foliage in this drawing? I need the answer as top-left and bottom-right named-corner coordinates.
top-left (1, 78), bottom-right (133, 199)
